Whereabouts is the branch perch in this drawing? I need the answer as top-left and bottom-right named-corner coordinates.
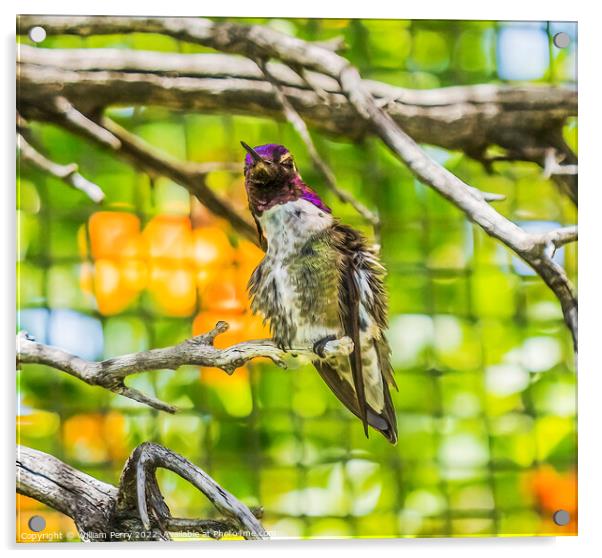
top-left (17, 443), bottom-right (268, 541)
top-left (16, 323), bottom-right (354, 413)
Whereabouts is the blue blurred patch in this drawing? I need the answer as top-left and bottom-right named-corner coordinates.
top-left (47, 310), bottom-right (104, 360)
top-left (497, 23), bottom-right (549, 81)
top-left (18, 308), bottom-right (50, 344)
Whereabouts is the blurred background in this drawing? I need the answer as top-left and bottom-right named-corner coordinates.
top-left (17, 19), bottom-right (577, 540)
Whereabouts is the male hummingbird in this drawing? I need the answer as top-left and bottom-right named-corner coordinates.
top-left (241, 142), bottom-right (398, 443)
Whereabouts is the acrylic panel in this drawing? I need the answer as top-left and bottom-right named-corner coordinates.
top-left (16, 16), bottom-right (577, 542)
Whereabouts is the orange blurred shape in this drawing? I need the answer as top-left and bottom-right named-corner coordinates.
top-left (192, 226), bottom-right (235, 267)
top-left (234, 240), bottom-right (264, 297)
top-left (16, 494), bottom-right (42, 511)
top-left (148, 263), bottom-right (196, 316)
top-left (235, 239), bottom-right (264, 267)
top-left (143, 214), bottom-right (192, 260)
top-left (120, 259), bottom-right (147, 291)
top-left (79, 262), bottom-right (94, 296)
top-left (94, 259), bottom-right (143, 315)
top-left (529, 465), bottom-right (577, 514)
top-left (195, 267), bottom-right (221, 294)
top-left (201, 364), bottom-right (249, 387)
top-left (201, 268), bottom-right (246, 313)
top-left (89, 212), bottom-right (141, 260)
top-left (245, 312), bottom-right (271, 340)
top-left (63, 412), bottom-right (128, 463)
top-left (102, 411), bottom-right (130, 461)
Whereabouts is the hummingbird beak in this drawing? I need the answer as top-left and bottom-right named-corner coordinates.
top-left (240, 141), bottom-right (265, 164)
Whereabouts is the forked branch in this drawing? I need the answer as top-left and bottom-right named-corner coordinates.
top-left (17, 443), bottom-right (268, 541)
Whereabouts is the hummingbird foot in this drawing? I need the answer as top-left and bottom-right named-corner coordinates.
top-left (313, 335), bottom-right (337, 358)
top-left (312, 335), bottom-right (355, 359)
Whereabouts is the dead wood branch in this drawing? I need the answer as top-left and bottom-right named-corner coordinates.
top-left (18, 44), bottom-right (576, 161)
top-left (17, 443), bottom-right (267, 541)
top-left (16, 323), bottom-right (354, 413)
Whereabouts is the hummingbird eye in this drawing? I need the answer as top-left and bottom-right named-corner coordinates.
top-left (279, 154), bottom-right (294, 169)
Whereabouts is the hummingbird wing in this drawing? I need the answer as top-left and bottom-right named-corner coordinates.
top-left (314, 223), bottom-right (398, 444)
top-left (339, 245), bottom-right (369, 437)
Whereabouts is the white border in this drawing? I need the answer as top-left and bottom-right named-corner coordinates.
top-left (3, 1), bottom-right (600, 556)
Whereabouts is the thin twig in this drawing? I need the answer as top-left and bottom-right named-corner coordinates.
top-left (257, 58), bottom-right (380, 226)
top-left (543, 147), bottom-right (578, 178)
top-left (16, 324), bottom-right (354, 413)
top-left (50, 96), bottom-right (122, 149)
top-left (17, 133), bottom-right (105, 203)
top-left (537, 225), bottom-right (578, 258)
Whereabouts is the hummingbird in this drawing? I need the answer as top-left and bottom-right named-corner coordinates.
top-left (241, 141), bottom-right (398, 444)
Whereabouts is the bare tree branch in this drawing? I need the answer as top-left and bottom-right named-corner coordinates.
top-left (99, 116), bottom-right (259, 243)
top-left (18, 45), bottom-right (576, 160)
top-left (17, 445), bottom-right (117, 538)
top-left (16, 323), bottom-right (354, 413)
top-left (24, 96), bottom-right (260, 245)
top-left (50, 96), bottom-right (122, 149)
top-left (536, 225), bottom-right (578, 256)
top-left (338, 69), bottom-right (578, 347)
top-left (17, 133), bottom-right (105, 203)
top-left (17, 443), bottom-right (268, 541)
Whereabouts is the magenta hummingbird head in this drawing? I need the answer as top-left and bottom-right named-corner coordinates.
top-left (241, 141), bottom-right (331, 214)
top-left (242, 143), bottom-right (290, 169)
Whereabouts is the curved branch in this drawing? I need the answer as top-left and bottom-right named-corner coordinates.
top-left (16, 323), bottom-right (354, 413)
top-left (17, 133), bottom-right (105, 203)
top-left (17, 443), bottom-right (267, 541)
top-left (116, 442), bottom-right (267, 538)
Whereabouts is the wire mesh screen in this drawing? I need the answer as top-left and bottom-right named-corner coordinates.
top-left (17, 18), bottom-right (577, 540)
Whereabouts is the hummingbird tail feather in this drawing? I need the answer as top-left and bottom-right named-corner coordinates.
top-left (313, 360), bottom-right (398, 444)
